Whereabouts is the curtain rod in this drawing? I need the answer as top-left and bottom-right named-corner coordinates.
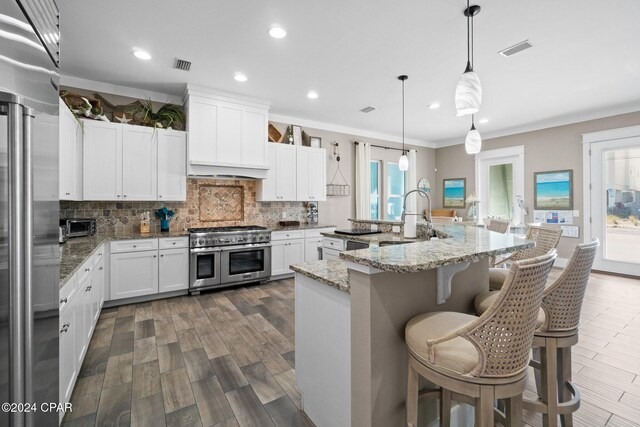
top-left (354, 141), bottom-right (412, 153)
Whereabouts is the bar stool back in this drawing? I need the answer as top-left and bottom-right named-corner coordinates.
top-left (486, 219), bottom-right (510, 234)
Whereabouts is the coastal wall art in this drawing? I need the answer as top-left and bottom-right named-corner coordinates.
top-left (443, 178), bottom-right (466, 208)
top-left (534, 169), bottom-right (573, 210)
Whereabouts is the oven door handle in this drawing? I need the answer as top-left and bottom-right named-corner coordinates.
top-left (221, 243), bottom-right (272, 251)
top-left (190, 247), bottom-right (222, 254)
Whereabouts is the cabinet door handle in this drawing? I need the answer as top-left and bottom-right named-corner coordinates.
top-left (85, 286), bottom-right (91, 292)
top-left (153, 255), bottom-right (157, 258)
top-left (60, 323), bottom-right (70, 333)
top-left (124, 195), bottom-right (127, 198)
top-left (99, 266), bottom-right (103, 270)
top-left (60, 297), bottom-right (67, 304)
top-left (84, 267), bottom-right (90, 272)
top-left (133, 245), bottom-right (137, 248)
top-left (159, 195), bottom-right (162, 198)
top-left (172, 242), bottom-right (176, 245)
top-left (117, 195), bottom-right (121, 198)
top-left (160, 254), bottom-right (164, 257)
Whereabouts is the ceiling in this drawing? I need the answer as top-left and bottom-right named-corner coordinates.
top-left (59, 0), bottom-right (640, 147)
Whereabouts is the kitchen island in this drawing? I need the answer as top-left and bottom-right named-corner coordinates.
top-left (291, 224), bottom-right (533, 427)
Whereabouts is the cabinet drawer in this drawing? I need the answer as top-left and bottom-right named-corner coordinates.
top-left (304, 228), bottom-right (335, 238)
top-left (159, 236), bottom-right (188, 249)
top-left (92, 243), bottom-right (106, 267)
top-left (110, 238), bottom-right (159, 253)
top-left (59, 274), bottom-right (77, 314)
top-left (76, 256), bottom-right (94, 285)
top-left (272, 230), bottom-right (305, 241)
top-left (322, 237), bottom-right (345, 251)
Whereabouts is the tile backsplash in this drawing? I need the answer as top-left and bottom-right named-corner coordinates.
top-left (60, 178), bottom-right (308, 234)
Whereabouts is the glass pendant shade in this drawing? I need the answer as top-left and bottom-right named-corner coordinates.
top-left (398, 153), bottom-right (409, 171)
top-left (465, 124), bottom-right (482, 154)
top-left (455, 68), bottom-right (482, 116)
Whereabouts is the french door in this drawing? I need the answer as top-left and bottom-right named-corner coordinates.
top-left (588, 131), bottom-right (640, 276)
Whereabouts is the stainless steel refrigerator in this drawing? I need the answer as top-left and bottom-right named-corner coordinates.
top-left (1, 0), bottom-right (60, 426)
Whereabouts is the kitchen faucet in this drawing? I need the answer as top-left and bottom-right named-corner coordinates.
top-left (401, 189), bottom-right (433, 233)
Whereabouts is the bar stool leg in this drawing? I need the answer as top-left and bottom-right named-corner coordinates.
top-left (440, 388), bottom-right (451, 427)
top-left (558, 347), bottom-right (574, 427)
top-left (541, 339), bottom-right (559, 427)
top-left (533, 347), bottom-right (543, 398)
top-left (476, 385), bottom-right (495, 427)
top-left (506, 394), bottom-right (523, 427)
top-left (407, 360), bottom-right (419, 427)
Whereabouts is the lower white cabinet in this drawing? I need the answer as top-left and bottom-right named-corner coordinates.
top-left (59, 306), bottom-right (76, 408)
top-left (110, 250), bottom-right (159, 300)
top-left (304, 237), bottom-right (324, 262)
top-left (159, 248), bottom-right (189, 292)
top-left (271, 239), bottom-right (305, 276)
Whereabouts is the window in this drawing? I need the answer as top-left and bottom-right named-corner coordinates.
top-left (386, 162), bottom-right (405, 220)
top-left (370, 161), bottom-right (380, 219)
top-left (488, 163), bottom-right (513, 219)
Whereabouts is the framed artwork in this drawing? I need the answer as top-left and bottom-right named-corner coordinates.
top-left (443, 178), bottom-right (466, 208)
top-left (292, 125), bottom-right (303, 146)
top-left (534, 170), bottom-right (573, 210)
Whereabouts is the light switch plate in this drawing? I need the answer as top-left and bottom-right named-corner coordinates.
top-left (573, 210), bottom-right (580, 217)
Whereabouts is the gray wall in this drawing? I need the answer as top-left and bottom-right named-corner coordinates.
top-left (272, 123), bottom-right (436, 229)
top-left (434, 111), bottom-right (640, 259)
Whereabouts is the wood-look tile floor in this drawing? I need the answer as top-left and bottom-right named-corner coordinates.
top-left (62, 278), bottom-right (314, 427)
top-left (62, 271), bottom-right (640, 427)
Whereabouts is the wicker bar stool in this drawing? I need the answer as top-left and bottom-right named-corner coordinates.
top-left (405, 251), bottom-right (556, 427)
top-left (489, 225), bottom-right (562, 290)
top-left (475, 240), bottom-right (599, 427)
top-left (486, 219), bottom-right (510, 234)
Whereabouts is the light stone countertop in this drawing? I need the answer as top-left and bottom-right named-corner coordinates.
top-left (269, 223), bottom-right (336, 231)
top-left (289, 259), bottom-right (350, 293)
top-left (321, 231), bottom-right (423, 245)
top-left (339, 224), bottom-right (533, 273)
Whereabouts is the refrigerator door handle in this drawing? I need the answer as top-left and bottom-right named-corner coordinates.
top-left (23, 107), bottom-right (35, 417)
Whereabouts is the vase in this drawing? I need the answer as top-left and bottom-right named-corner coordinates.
top-left (160, 219), bottom-right (170, 232)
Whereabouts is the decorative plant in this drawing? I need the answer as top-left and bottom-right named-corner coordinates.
top-left (155, 207), bottom-right (175, 221)
top-left (128, 99), bottom-right (185, 130)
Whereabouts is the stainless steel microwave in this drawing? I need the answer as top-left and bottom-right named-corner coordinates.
top-left (60, 218), bottom-right (96, 237)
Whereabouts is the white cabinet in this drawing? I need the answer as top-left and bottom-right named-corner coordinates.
top-left (271, 238), bottom-right (304, 277)
top-left (122, 125), bottom-right (157, 200)
top-left (159, 248), bottom-right (189, 292)
top-left (158, 130), bottom-right (187, 201)
top-left (83, 121), bottom-right (186, 201)
top-left (83, 120), bottom-right (122, 200)
top-left (110, 251), bottom-right (159, 300)
top-left (305, 237), bottom-right (324, 262)
top-left (59, 303), bottom-right (76, 407)
top-left (257, 144), bottom-right (296, 201)
top-left (296, 146), bottom-right (326, 201)
top-left (59, 98), bottom-right (82, 200)
top-left (185, 86), bottom-right (269, 174)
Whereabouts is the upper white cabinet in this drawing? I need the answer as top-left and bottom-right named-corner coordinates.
top-left (59, 98), bottom-right (83, 200)
top-left (258, 144), bottom-right (326, 202)
top-left (296, 146), bottom-right (327, 201)
top-left (158, 130), bottom-right (187, 201)
top-left (184, 84), bottom-right (270, 178)
top-left (82, 120), bottom-right (186, 201)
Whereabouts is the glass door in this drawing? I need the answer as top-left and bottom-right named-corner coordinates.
top-left (590, 137), bottom-right (640, 275)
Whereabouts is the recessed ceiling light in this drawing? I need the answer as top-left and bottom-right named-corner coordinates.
top-left (132, 49), bottom-right (151, 60)
top-left (428, 102), bottom-right (440, 110)
top-left (268, 25), bottom-right (287, 39)
top-left (307, 90), bottom-right (318, 99)
top-left (479, 118), bottom-right (489, 124)
top-left (234, 73), bottom-right (248, 82)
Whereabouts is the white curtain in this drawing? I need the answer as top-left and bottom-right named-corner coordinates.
top-left (355, 142), bottom-right (371, 219)
top-left (406, 149), bottom-right (418, 213)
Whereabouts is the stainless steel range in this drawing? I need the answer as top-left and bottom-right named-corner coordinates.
top-left (189, 226), bottom-right (272, 293)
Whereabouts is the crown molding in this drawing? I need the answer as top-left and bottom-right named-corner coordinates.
top-left (60, 75), bottom-right (183, 105)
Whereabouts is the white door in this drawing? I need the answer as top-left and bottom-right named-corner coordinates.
top-left (158, 130), bottom-right (186, 201)
top-left (159, 248), bottom-right (189, 292)
top-left (588, 135), bottom-right (640, 275)
top-left (122, 125), bottom-right (157, 200)
top-left (59, 306), bottom-right (76, 405)
top-left (284, 239), bottom-right (305, 273)
top-left (271, 240), bottom-right (287, 276)
top-left (296, 147), bottom-right (311, 201)
top-left (111, 251), bottom-right (159, 300)
top-left (217, 105), bottom-right (243, 164)
top-left (309, 147), bottom-right (327, 201)
top-left (83, 120), bottom-right (122, 200)
top-left (305, 238), bottom-right (323, 262)
top-left (475, 146), bottom-right (525, 225)
top-left (277, 144), bottom-right (296, 200)
top-left (242, 109), bottom-right (267, 166)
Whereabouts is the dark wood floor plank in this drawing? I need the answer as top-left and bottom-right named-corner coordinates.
top-left (160, 368), bottom-right (196, 414)
top-left (110, 331), bottom-right (135, 357)
top-left (133, 336), bottom-right (158, 365)
top-left (131, 392), bottom-right (166, 427)
top-left (199, 331), bottom-right (230, 360)
top-left (134, 319), bottom-right (156, 340)
top-left (158, 342), bottom-right (186, 374)
top-left (264, 395), bottom-right (314, 427)
top-left (165, 404), bottom-right (203, 427)
top-left (95, 382), bottom-right (132, 427)
top-left (192, 376), bottom-right (235, 426)
top-left (182, 348), bottom-right (215, 383)
top-left (114, 315), bottom-right (135, 334)
top-left (103, 352), bottom-right (134, 389)
top-left (132, 360), bottom-right (161, 400)
top-left (177, 328), bottom-right (203, 353)
top-left (225, 385), bottom-right (275, 427)
top-left (172, 313), bottom-right (193, 332)
top-left (79, 343), bottom-right (110, 378)
top-left (210, 354), bottom-right (249, 393)
top-left (65, 373), bottom-right (104, 420)
top-left (154, 317), bottom-right (178, 346)
top-left (240, 362), bottom-right (286, 405)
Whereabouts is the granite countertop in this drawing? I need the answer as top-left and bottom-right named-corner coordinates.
top-left (269, 223), bottom-right (336, 231)
top-left (348, 218), bottom-right (403, 225)
top-left (59, 231), bottom-right (189, 287)
top-left (321, 231), bottom-right (423, 245)
top-left (340, 224), bottom-right (534, 273)
top-left (289, 259), bottom-right (350, 293)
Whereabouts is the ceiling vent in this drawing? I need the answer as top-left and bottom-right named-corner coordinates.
top-left (174, 58), bottom-right (192, 71)
top-left (360, 106), bottom-right (377, 113)
top-left (498, 40), bottom-right (533, 57)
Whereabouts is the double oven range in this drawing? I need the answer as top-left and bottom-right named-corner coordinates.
top-left (189, 226), bottom-right (272, 293)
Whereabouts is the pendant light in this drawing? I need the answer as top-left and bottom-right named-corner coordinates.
top-left (455, 1), bottom-right (482, 116)
top-left (398, 75), bottom-right (409, 171)
top-left (465, 115), bottom-right (482, 154)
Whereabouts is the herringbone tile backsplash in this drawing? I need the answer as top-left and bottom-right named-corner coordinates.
top-left (60, 178), bottom-right (307, 234)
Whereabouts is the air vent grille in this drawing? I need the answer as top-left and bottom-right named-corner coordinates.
top-left (174, 58), bottom-right (192, 71)
top-left (360, 106), bottom-right (376, 113)
top-left (499, 40), bottom-right (533, 57)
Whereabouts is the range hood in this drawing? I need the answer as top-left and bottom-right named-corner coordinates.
top-left (188, 161), bottom-right (269, 180)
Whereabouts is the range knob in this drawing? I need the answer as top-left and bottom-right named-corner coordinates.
top-left (230, 237), bottom-right (237, 243)
top-left (197, 238), bottom-right (205, 246)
